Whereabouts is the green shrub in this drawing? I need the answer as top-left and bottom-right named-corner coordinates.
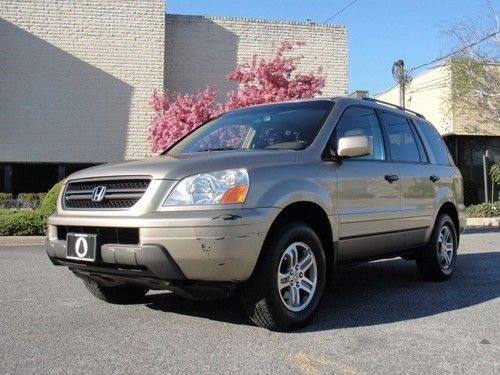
top-left (490, 163), bottom-right (500, 185)
top-left (17, 193), bottom-right (45, 209)
top-left (0, 209), bottom-right (45, 236)
top-left (0, 193), bottom-right (13, 208)
top-left (0, 192), bottom-right (12, 200)
top-left (465, 202), bottom-right (500, 218)
top-left (40, 181), bottom-right (64, 218)
top-left (0, 181), bottom-right (64, 236)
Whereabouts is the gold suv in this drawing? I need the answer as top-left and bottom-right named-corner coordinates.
top-left (45, 97), bottom-right (465, 331)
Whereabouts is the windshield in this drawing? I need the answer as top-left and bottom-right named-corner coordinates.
top-left (167, 101), bottom-right (333, 154)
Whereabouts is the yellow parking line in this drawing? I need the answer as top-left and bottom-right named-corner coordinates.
top-left (292, 352), bottom-right (365, 375)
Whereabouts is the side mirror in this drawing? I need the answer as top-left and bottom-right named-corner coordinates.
top-left (337, 135), bottom-right (372, 158)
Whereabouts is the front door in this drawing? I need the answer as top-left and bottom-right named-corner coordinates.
top-left (333, 106), bottom-right (402, 262)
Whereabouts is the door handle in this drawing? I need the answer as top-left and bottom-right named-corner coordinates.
top-left (384, 174), bottom-right (399, 183)
top-left (430, 175), bottom-right (441, 183)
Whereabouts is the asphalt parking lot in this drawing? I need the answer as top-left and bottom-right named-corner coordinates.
top-left (0, 228), bottom-right (499, 374)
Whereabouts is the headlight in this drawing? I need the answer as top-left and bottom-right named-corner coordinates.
top-left (163, 168), bottom-right (249, 206)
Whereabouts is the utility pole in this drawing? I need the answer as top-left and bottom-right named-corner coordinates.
top-left (392, 59), bottom-right (409, 108)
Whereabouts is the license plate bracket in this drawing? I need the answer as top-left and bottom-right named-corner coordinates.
top-left (66, 233), bottom-right (98, 262)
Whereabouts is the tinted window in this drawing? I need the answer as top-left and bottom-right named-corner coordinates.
top-left (334, 106), bottom-right (385, 160)
top-left (169, 101), bottom-right (333, 153)
top-left (382, 113), bottom-right (420, 162)
top-left (415, 120), bottom-right (450, 165)
top-left (413, 127), bottom-right (429, 163)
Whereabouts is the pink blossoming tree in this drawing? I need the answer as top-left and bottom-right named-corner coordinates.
top-left (149, 41), bottom-right (326, 152)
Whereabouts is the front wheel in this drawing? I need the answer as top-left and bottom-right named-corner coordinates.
top-left (241, 222), bottom-right (326, 331)
top-left (416, 213), bottom-right (457, 281)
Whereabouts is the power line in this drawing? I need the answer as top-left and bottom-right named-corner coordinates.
top-left (374, 74), bottom-right (449, 97)
top-left (408, 31), bottom-right (499, 73)
top-left (372, 82), bottom-right (399, 98)
top-left (406, 81), bottom-right (448, 94)
top-left (324, 0), bottom-right (359, 23)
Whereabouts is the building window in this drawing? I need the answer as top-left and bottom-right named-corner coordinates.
top-left (447, 135), bottom-right (500, 205)
top-left (1, 163), bottom-right (97, 194)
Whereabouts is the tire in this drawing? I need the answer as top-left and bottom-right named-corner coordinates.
top-left (416, 213), bottom-right (457, 281)
top-left (241, 221), bottom-right (326, 331)
top-left (82, 277), bottom-right (149, 304)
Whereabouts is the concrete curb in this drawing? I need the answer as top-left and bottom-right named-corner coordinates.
top-left (0, 236), bottom-right (46, 246)
top-left (466, 217), bottom-right (500, 227)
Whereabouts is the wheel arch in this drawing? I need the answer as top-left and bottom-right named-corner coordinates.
top-left (436, 201), bottom-right (460, 246)
top-left (253, 201), bottom-right (336, 281)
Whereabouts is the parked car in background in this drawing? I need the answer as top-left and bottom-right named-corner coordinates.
top-left (45, 97), bottom-right (465, 331)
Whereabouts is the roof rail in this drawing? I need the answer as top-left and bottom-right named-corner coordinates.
top-left (362, 97), bottom-right (426, 119)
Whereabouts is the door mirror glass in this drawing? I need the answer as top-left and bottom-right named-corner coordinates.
top-left (337, 135), bottom-right (373, 158)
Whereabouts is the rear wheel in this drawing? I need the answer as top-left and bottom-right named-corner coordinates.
top-left (241, 222), bottom-right (326, 331)
top-left (416, 213), bottom-right (457, 281)
top-left (82, 277), bottom-right (149, 304)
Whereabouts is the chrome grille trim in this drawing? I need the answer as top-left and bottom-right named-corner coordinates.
top-left (63, 178), bottom-right (151, 209)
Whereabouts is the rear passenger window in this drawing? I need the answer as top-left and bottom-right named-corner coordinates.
top-left (415, 120), bottom-right (450, 165)
top-left (334, 106), bottom-right (386, 160)
top-left (413, 128), bottom-right (429, 163)
top-left (382, 113), bottom-right (421, 162)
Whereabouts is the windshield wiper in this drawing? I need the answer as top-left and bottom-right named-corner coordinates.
top-left (264, 141), bottom-right (308, 150)
top-left (196, 147), bottom-right (237, 152)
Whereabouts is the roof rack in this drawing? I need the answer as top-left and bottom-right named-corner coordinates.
top-left (362, 97), bottom-right (426, 119)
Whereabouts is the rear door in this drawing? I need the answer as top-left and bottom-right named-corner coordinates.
top-left (413, 118), bottom-right (459, 215)
top-left (333, 106), bottom-right (402, 262)
top-left (379, 112), bottom-right (434, 247)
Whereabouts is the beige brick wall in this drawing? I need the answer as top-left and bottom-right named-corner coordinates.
top-left (165, 15), bottom-right (348, 101)
top-left (0, 0), bottom-right (165, 163)
top-left (0, 7), bottom-right (348, 164)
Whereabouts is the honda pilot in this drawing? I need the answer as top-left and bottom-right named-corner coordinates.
top-left (45, 97), bottom-right (465, 331)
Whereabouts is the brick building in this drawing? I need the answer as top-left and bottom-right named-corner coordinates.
top-left (165, 14), bottom-right (347, 102)
top-left (0, 0), bottom-right (348, 193)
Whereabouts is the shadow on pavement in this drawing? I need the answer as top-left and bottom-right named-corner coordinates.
top-left (144, 292), bottom-right (249, 325)
top-left (144, 252), bottom-right (500, 331)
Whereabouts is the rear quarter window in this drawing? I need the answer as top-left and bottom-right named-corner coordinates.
top-left (415, 120), bottom-right (450, 165)
top-left (381, 112), bottom-right (421, 163)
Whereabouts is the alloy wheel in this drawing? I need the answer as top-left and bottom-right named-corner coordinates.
top-left (438, 225), bottom-right (454, 270)
top-left (276, 241), bottom-right (318, 312)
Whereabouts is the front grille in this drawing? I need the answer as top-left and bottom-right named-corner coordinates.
top-left (57, 226), bottom-right (139, 245)
top-left (63, 178), bottom-right (150, 209)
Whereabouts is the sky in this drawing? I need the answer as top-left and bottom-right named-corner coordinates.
top-left (167, 0), bottom-right (499, 95)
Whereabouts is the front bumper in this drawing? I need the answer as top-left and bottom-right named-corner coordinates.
top-left (46, 207), bottom-right (279, 282)
top-left (46, 241), bottom-right (186, 279)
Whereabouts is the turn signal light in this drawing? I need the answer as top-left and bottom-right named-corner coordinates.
top-left (219, 184), bottom-right (248, 204)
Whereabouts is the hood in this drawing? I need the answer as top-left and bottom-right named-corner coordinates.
top-left (66, 150), bottom-right (299, 181)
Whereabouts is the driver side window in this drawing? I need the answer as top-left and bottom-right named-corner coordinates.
top-left (334, 106), bottom-right (386, 160)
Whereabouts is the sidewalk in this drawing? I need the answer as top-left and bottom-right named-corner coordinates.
top-left (466, 217), bottom-right (500, 227)
top-left (0, 236), bottom-right (45, 246)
